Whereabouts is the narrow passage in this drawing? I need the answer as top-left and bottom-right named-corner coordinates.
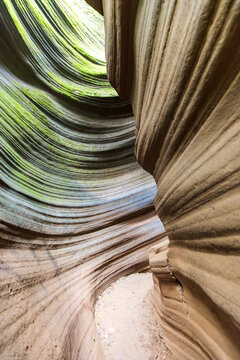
top-left (95, 273), bottom-right (171, 360)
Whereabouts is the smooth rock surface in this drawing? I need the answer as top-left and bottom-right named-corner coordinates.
top-left (96, 0), bottom-right (240, 359)
top-left (0, 1), bottom-right (166, 359)
top-left (1, 0), bottom-right (240, 359)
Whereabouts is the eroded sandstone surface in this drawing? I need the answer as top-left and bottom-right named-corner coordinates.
top-left (0, 1), bottom-right (165, 359)
top-left (1, 0), bottom-right (240, 359)
top-left (92, 0), bottom-right (240, 359)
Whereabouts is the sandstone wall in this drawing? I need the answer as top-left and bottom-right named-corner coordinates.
top-left (0, 1), bottom-right (165, 359)
top-left (95, 0), bottom-right (240, 359)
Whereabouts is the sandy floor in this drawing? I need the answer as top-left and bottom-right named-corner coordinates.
top-left (95, 273), bottom-right (171, 360)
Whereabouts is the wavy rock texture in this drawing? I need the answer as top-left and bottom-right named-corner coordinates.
top-left (0, 1), bottom-right (166, 359)
top-left (97, 0), bottom-right (240, 359)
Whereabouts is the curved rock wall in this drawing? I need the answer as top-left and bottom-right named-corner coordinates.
top-left (97, 0), bottom-right (240, 359)
top-left (0, 1), bottom-right (165, 359)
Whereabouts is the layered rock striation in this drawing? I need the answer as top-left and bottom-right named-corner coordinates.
top-left (0, 1), bottom-right (165, 359)
top-left (1, 0), bottom-right (240, 359)
top-left (92, 0), bottom-right (240, 359)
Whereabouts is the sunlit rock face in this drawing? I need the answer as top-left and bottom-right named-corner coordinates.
top-left (94, 0), bottom-right (240, 359)
top-left (0, 1), bottom-right (165, 359)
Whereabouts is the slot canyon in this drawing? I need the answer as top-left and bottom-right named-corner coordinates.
top-left (0, 0), bottom-right (239, 359)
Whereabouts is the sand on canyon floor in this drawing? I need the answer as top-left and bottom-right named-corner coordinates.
top-left (95, 272), bottom-right (172, 360)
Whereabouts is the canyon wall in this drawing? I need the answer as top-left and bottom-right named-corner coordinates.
top-left (93, 0), bottom-right (240, 359)
top-left (1, 0), bottom-right (239, 359)
top-left (0, 1), bottom-right (165, 359)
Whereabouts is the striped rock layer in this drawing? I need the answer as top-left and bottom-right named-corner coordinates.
top-left (0, 1), bottom-right (165, 359)
top-left (92, 0), bottom-right (240, 359)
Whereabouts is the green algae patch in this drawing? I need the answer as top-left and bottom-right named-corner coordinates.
top-left (2, 0), bottom-right (117, 99)
top-left (0, 0), bottom-right (134, 206)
